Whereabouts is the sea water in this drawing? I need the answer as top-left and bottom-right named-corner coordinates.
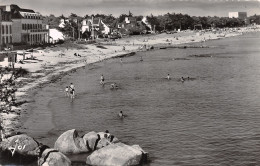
top-left (3, 32), bottom-right (260, 166)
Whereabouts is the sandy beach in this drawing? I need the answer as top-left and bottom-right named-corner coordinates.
top-left (0, 26), bottom-right (260, 140)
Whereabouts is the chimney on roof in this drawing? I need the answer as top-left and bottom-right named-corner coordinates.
top-left (5, 5), bottom-right (11, 12)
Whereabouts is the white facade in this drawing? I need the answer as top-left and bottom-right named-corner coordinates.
top-left (100, 20), bottom-right (110, 34)
top-left (1, 5), bottom-right (49, 45)
top-left (125, 17), bottom-right (130, 24)
top-left (12, 16), bottom-right (49, 44)
top-left (1, 21), bottom-right (12, 45)
top-left (59, 18), bottom-right (68, 28)
top-left (49, 28), bottom-right (64, 43)
top-left (229, 12), bottom-right (247, 20)
top-left (142, 16), bottom-right (152, 31)
top-left (81, 19), bottom-right (90, 33)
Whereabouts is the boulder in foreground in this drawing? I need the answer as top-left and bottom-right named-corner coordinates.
top-left (38, 148), bottom-right (71, 166)
top-left (0, 134), bottom-right (39, 163)
top-left (86, 142), bottom-right (148, 166)
top-left (54, 129), bottom-right (89, 154)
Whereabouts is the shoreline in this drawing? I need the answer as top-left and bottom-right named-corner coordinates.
top-left (1, 27), bottom-right (260, 140)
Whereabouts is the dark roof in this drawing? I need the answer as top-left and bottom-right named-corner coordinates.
top-left (10, 4), bottom-right (35, 13)
top-left (93, 18), bottom-right (100, 25)
top-left (0, 5), bottom-right (36, 19)
top-left (19, 8), bottom-right (35, 13)
top-left (128, 17), bottom-right (136, 22)
top-left (0, 10), bottom-right (12, 21)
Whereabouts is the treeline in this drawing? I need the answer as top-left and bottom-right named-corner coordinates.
top-left (42, 12), bottom-right (260, 37)
top-left (147, 13), bottom-right (260, 31)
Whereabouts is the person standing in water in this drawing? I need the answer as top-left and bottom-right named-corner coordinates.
top-left (100, 74), bottom-right (105, 85)
top-left (167, 74), bottom-right (171, 80)
top-left (0, 122), bottom-right (5, 141)
top-left (65, 86), bottom-right (69, 97)
top-left (69, 83), bottom-right (75, 99)
top-left (118, 111), bottom-right (125, 118)
top-left (181, 77), bottom-right (185, 83)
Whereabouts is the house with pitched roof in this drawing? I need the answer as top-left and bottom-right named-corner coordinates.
top-left (59, 18), bottom-right (69, 28)
top-left (117, 16), bottom-right (151, 35)
top-left (81, 17), bottom-right (111, 38)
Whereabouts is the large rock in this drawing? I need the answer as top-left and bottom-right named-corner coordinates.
top-left (0, 134), bottom-right (40, 163)
top-left (97, 132), bottom-right (120, 143)
top-left (82, 131), bottom-right (99, 151)
top-left (38, 148), bottom-right (71, 166)
top-left (86, 142), bottom-right (148, 166)
top-left (54, 129), bottom-right (89, 154)
top-left (83, 131), bottom-right (120, 151)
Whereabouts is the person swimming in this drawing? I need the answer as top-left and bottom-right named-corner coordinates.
top-left (111, 83), bottom-right (119, 89)
top-left (181, 77), bottom-right (185, 82)
top-left (100, 74), bottom-right (105, 85)
top-left (118, 111), bottom-right (124, 118)
top-left (140, 56), bottom-right (143, 62)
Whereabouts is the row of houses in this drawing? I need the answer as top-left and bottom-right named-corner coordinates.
top-left (0, 4), bottom-right (154, 50)
top-left (0, 4), bottom-right (49, 50)
top-left (80, 16), bottom-right (152, 38)
top-left (59, 15), bottom-right (152, 39)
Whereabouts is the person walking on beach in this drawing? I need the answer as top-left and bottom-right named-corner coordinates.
top-left (100, 74), bottom-right (105, 85)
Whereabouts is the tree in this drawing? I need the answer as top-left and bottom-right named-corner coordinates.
top-left (118, 14), bottom-right (128, 23)
top-left (128, 11), bottom-right (133, 17)
top-left (42, 14), bottom-right (60, 29)
top-left (82, 30), bottom-right (91, 39)
top-left (249, 14), bottom-right (260, 24)
top-left (147, 14), bottom-right (160, 31)
top-left (69, 13), bottom-right (78, 19)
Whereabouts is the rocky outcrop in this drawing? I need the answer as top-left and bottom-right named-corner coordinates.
top-left (86, 142), bottom-right (148, 166)
top-left (54, 129), bottom-right (120, 154)
top-left (82, 131), bottom-right (99, 151)
top-left (0, 134), bottom-right (40, 163)
top-left (83, 131), bottom-right (119, 151)
top-left (38, 148), bottom-right (71, 166)
top-left (54, 129), bottom-right (89, 154)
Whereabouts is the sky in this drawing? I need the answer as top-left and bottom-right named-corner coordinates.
top-left (1, 0), bottom-right (260, 17)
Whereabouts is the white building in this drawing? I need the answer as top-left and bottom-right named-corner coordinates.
top-left (100, 20), bottom-right (110, 34)
top-left (81, 18), bottom-right (110, 35)
top-left (0, 8), bottom-right (12, 50)
top-left (0, 4), bottom-right (49, 45)
top-left (49, 28), bottom-right (64, 44)
top-left (59, 18), bottom-right (69, 28)
top-left (142, 16), bottom-right (152, 31)
top-left (229, 12), bottom-right (247, 20)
